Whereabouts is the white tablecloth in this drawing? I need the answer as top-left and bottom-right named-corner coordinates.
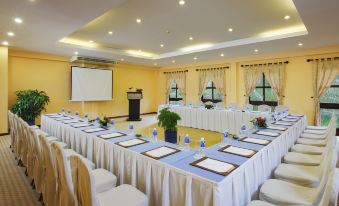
top-left (42, 115), bottom-right (306, 206)
top-left (158, 105), bottom-right (271, 134)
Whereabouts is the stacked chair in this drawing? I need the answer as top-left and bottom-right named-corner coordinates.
top-left (8, 111), bottom-right (148, 206)
top-left (248, 114), bottom-right (339, 206)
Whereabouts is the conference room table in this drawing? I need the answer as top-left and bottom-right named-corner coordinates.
top-left (157, 105), bottom-right (271, 134)
top-left (41, 113), bottom-right (306, 206)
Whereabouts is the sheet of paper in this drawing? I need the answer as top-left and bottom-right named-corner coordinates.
top-left (145, 146), bottom-right (177, 158)
top-left (267, 126), bottom-right (287, 131)
top-left (55, 117), bottom-right (72, 121)
top-left (273, 122), bottom-right (293, 126)
top-left (242, 137), bottom-right (270, 145)
top-left (223, 146), bottom-right (255, 156)
top-left (255, 131), bottom-right (280, 137)
top-left (196, 158), bottom-right (235, 173)
top-left (63, 120), bottom-right (81, 124)
top-left (71, 123), bottom-right (92, 128)
top-left (83, 128), bottom-right (106, 133)
top-left (289, 114), bottom-right (303, 117)
top-left (281, 118), bottom-right (298, 122)
top-left (118, 139), bottom-right (145, 147)
top-left (99, 132), bottom-right (125, 139)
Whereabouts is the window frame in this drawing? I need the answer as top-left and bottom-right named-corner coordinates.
top-left (201, 81), bottom-right (222, 103)
top-left (319, 80), bottom-right (339, 135)
top-left (168, 82), bottom-right (183, 102)
top-left (249, 73), bottom-right (278, 107)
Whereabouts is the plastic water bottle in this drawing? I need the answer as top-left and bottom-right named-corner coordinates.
top-left (223, 130), bottom-right (229, 145)
top-left (184, 134), bottom-right (190, 150)
top-left (109, 119), bottom-right (115, 128)
top-left (61, 107), bottom-right (65, 115)
top-left (240, 124), bottom-right (247, 138)
top-left (199, 138), bottom-right (206, 158)
top-left (67, 109), bottom-right (72, 117)
top-left (152, 128), bottom-right (158, 142)
top-left (84, 114), bottom-right (89, 122)
top-left (129, 124), bottom-right (134, 135)
top-left (75, 111), bottom-right (79, 118)
top-left (95, 116), bottom-right (100, 125)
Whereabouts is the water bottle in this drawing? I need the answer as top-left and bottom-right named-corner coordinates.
top-left (75, 111), bottom-right (79, 118)
top-left (84, 113), bottom-right (89, 122)
top-left (152, 128), bottom-right (158, 142)
top-left (184, 134), bottom-right (190, 150)
top-left (67, 109), bottom-right (71, 117)
top-left (240, 124), bottom-right (247, 138)
top-left (109, 119), bottom-right (115, 128)
top-left (199, 138), bottom-right (206, 158)
top-left (61, 107), bottom-right (65, 115)
top-left (223, 130), bottom-right (229, 145)
top-left (129, 124), bottom-right (134, 135)
top-left (95, 116), bottom-right (100, 125)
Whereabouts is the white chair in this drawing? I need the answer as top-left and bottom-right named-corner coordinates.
top-left (70, 154), bottom-right (148, 206)
top-left (242, 104), bottom-right (253, 111)
top-left (258, 105), bottom-right (271, 112)
top-left (247, 200), bottom-right (275, 206)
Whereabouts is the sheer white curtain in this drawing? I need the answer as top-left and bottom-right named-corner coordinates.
top-left (198, 67), bottom-right (227, 103)
top-left (263, 63), bottom-right (286, 105)
top-left (243, 65), bottom-right (262, 104)
top-left (164, 71), bottom-right (187, 103)
top-left (312, 59), bottom-right (339, 125)
top-left (164, 73), bottom-right (174, 103)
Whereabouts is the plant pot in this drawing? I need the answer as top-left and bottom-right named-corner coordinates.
top-left (26, 119), bottom-right (35, 126)
top-left (165, 130), bottom-right (177, 144)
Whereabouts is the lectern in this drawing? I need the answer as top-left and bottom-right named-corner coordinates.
top-left (127, 92), bottom-right (143, 121)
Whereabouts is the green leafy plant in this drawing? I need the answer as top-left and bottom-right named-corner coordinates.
top-left (98, 116), bottom-right (110, 127)
top-left (11, 89), bottom-right (50, 123)
top-left (157, 108), bottom-right (181, 132)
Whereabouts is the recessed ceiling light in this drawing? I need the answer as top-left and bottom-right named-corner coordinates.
top-left (189, 36), bottom-right (193, 41)
top-left (120, 58), bottom-right (124, 61)
top-left (298, 42), bottom-right (303, 46)
top-left (28, 0), bottom-right (36, 2)
top-left (284, 15), bottom-right (290, 20)
top-left (254, 49), bottom-right (259, 53)
top-left (7, 32), bottom-right (15, 37)
top-left (14, 18), bottom-right (23, 24)
top-left (2, 41), bottom-right (9, 46)
top-left (160, 44), bottom-right (164, 47)
top-left (88, 40), bottom-right (94, 43)
top-left (228, 28), bottom-right (233, 32)
top-left (179, 0), bottom-right (185, 5)
top-left (74, 51), bottom-right (78, 55)
top-left (220, 53), bottom-right (224, 57)
top-left (108, 31), bottom-right (113, 35)
top-left (136, 18), bottom-right (141, 23)
top-left (172, 60), bottom-right (175, 63)
top-left (193, 57), bottom-right (198, 60)
top-left (154, 63), bottom-right (158, 66)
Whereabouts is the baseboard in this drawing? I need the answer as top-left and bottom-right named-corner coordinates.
top-left (109, 112), bottom-right (157, 119)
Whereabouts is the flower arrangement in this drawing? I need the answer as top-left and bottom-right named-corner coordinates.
top-left (204, 101), bottom-right (214, 109)
top-left (98, 116), bottom-right (110, 127)
top-left (251, 116), bottom-right (267, 128)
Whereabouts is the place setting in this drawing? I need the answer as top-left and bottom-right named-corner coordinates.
top-left (218, 145), bottom-right (257, 158)
top-left (98, 132), bottom-right (127, 139)
top-left (142, 146), bottom-right (181, 160)
top-left (190, 157), bottom-right (238, 176)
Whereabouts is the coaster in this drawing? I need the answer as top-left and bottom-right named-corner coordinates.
top-left (98, 132), bottom-right (126, 139)
top-left (254, 131), bottom-right (280, 137)
top-left (116, 138), bottom-right (148, 148)
top-left (218, 145), bottom-right (256, 157)
top-left (83, 128), bottom-right (107, 133)
top-left (190, 157), bottom-right (238, 176)
top-left (142, 146), bottom-right (180, 160)
top-left (240, 137), bottom-right (270, 145)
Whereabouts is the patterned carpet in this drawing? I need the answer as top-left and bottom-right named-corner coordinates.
top-left (0, 135), bottom-right (41, 206)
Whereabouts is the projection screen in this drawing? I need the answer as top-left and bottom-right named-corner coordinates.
top-left (71, 66), bottom-right (112, 101)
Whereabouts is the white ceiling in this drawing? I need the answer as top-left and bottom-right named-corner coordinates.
top-left (1, 0), bottom-right (339, 67)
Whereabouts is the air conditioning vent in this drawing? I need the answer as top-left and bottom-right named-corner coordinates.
top-left (70, 55), bottom-right (117, 65)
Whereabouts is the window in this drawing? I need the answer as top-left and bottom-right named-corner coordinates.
top-left (169, 81), bottom-right (183, 103)
top-left (201, 80), bottom-right (222, 103)
top-left (320, 74), bottom-right (339, 135)
top-left (249, 73), bottom-right (278, 108)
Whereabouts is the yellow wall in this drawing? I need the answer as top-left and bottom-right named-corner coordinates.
top-left (8, 50), bottom-right (158, 124)
top-left (0, 47), bottom-right (8, 133)
top-left (158, 45), bottom-right (339, 125)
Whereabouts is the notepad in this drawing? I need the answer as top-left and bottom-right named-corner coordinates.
top-left (45, 113), bottom-right (60, 116)
top-left (98, 132), bottom-right (126, 139)
top-left (71, 123), bottom-right (92, 128)
top-left (55, 117), bottom-right (72, 121)
top-left (190, 157), bottom-right (237, 176)
top-left (273, 122), bottom-right (293, 126)
top-left (83, 128), bottom-right (106, 133)
top-left (219, 145), bottom-right (256, 157)
top-left (142, 146), bottom-right (180, 159)
top-left (63, 120), bottom-right (82, 124)
top-left (266, 126), bottom-right (287, 131)
top-left (255, 131), bottom-right (280, 137)
top-left (117, 138), bottom-right (148, 148)
top-left (241, 137), bottom-right (270, 145)
top-left (288, 114), bottom-right (304, 117)
top-left (281, 118), bottom-right (298, 122)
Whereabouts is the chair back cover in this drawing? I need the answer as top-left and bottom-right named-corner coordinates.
top-left (70, 154), bottom-right (96, 206)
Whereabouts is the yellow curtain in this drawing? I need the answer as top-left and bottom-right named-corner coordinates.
top-left (243, 65), bottom-right (262, 104)
top-left (263, 63), bottom-right (286, 105)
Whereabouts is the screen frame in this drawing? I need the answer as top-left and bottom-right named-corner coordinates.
top-left (70, 66), bottom-right (113, 101)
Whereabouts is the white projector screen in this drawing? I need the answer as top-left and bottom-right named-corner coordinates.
top-left (71, 66), bottom-right (112, 101)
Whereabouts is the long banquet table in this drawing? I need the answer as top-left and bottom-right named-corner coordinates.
top-left (42, 114), bottom-right (306, 206)
top-left (157, 105), bottom-right (271, 134)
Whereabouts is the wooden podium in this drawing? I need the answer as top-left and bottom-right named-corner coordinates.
top-left (127, 92), bottom-right (143, 121)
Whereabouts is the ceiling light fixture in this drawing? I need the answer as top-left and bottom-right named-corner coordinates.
top-left (298, 42), bottom-right (303, 46)
top-left (193, 57), bottom-right (197, 60)
top-left (108, 31), bottom-right (113, 35)
top-left (254, 49), bottom-right (259, 53)
top-left (14, 18), bottom-right (23, 24)
top-left (220, 53), bottom-right (224, 57)
top-left (88, 40), bottom-right (94, 43)
top-left (154, 63), bottom-right (158, 66)
top-left (125, 50), bottom-right (155, 58)
top-left (228, 28), bottom-right (233, 32)
top-left (2, 41), bottom-right (9, 46)
top-left (284, 15), bottom-right (290, 20)
top-left (136, 18), bottom-right (141, 23)
top-left (172, 60), bottom-right (175, 63)
top-left (179, 0), bottom-right (185, 5)
top-left (7, 32), bottom-right (15, 37)
top-left (160, 44), bottom-right (164, 47)
top-left (120, 58), bottom-right (124, 61)
top-left (180, 43), bottom-right (213, 52)
top-left (74, 51), bottom-right (78, 55)
top-left (189, 36), bottom-right (193, 41)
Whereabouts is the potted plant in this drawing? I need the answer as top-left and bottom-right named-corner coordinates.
top-left (11, 89), bottom-right (50, 125)
top-left (157, 108), bottom-right (181, 143)
top-left (98, 116), bottom-right (110, 128)
top-left (204, 101), bottom-right (214, 109)
top-left (251, 116), bottom-right (267, 129)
